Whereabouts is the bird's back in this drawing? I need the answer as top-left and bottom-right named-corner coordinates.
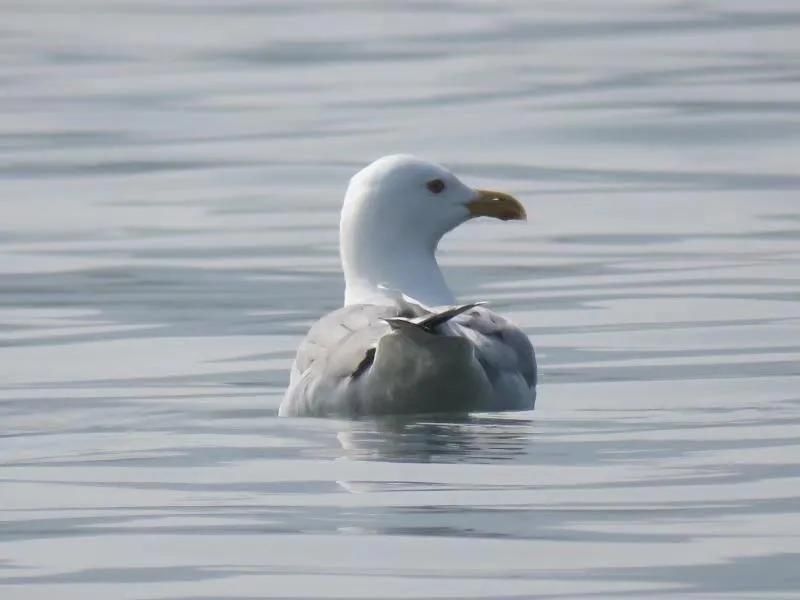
top-left (281, 299), bottom-right (536, 417)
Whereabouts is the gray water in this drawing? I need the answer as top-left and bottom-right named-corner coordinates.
top-left (2, 1), bottom-right (800, 598)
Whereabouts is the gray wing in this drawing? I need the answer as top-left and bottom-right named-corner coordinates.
top-left (280, 302), bottom-right (536, 417)
top-left (446, 305), bottom-right (537, 410)
top-left (280, 303), bottom-right (407, 416)
top-left (290, 304), bottom-right (401, 380)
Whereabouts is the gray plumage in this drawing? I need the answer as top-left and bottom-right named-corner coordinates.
top-left (279, 298), bottom-right (536, 417)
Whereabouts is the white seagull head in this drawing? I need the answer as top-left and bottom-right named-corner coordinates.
top-left (339, 154), bottom-right (526, 307)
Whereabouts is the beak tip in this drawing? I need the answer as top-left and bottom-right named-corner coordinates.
top-left (509, 207), bottom-right (528, 222)
top-left (469, 189), bottom-right (527, 222)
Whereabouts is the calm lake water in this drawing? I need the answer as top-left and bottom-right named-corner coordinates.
top-left (2, 1), bottom-right (800, 598)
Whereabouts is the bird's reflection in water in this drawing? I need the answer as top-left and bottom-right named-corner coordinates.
top-left (335, 413), bottom-right (534, 464)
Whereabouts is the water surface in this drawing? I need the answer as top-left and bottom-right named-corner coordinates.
top-left (2, 1), bottom-right (800, 598)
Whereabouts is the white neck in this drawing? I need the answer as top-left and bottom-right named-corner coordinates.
top-left (340, 209), bottom-right (455, 307)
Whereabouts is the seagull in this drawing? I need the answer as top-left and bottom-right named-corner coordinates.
top-left (279, 155), bottom-right (536, 417)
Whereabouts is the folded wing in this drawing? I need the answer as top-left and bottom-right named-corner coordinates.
top-left (280, 299), bottom-right (536, 417)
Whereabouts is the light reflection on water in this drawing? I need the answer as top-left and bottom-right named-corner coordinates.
top-left (1, 0), bottom-right (800, 598)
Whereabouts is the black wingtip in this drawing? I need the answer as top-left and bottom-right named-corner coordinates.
top-left (350, 346), bottom-right (376, 379)
top-left (418, 301), bottom-right (487, 331)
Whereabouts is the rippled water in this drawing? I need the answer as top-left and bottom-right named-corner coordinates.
top-left (2, 1), bottom-right (800, 598)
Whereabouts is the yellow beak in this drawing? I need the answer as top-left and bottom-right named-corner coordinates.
top-left (467, 189), bottom-right (527, 221)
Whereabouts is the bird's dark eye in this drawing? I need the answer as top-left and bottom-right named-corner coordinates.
top-left (426, 178), bottom-right (445, 194)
